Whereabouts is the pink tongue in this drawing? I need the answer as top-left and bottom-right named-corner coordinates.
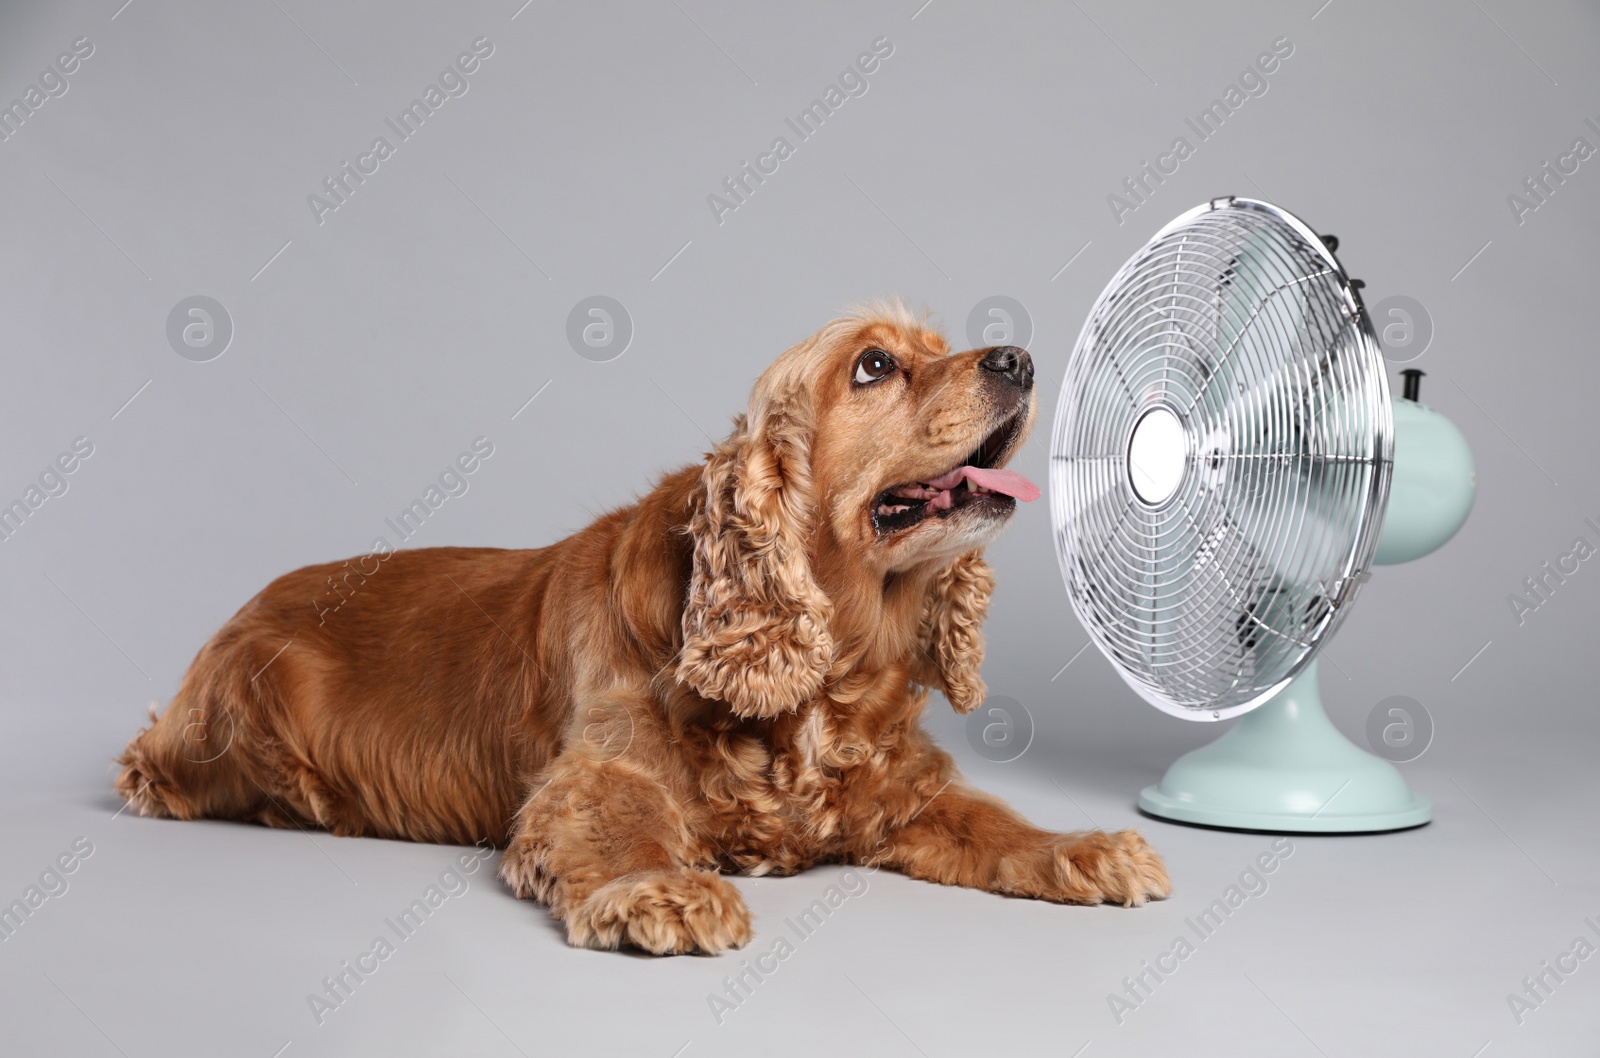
top-left (924, 465), bottom-right (1041, 502)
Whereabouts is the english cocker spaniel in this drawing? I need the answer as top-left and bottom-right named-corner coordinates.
top-left (116, 302), bottom-right (1170, 954)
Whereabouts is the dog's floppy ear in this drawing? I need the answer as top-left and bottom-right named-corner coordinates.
top-left (677, 395), bottom-right (834, 718)
top-left (913, 550), bottom-right (993, 714)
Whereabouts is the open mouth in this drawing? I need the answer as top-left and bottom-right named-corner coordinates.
top-left (871, 411), bottom-right (1039, 536)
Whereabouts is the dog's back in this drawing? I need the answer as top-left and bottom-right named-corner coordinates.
top-left (114, 458), bottom-right (699, 846)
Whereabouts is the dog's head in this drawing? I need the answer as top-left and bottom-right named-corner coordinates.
top-left (677, 302), bottom-right (1036, 719)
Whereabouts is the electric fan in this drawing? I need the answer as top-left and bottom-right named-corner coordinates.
top-left (1050, 196), bottom-right (1475, 833)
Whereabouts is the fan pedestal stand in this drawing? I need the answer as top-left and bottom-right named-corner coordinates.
top-left (1138, 661), bottom-right (1432, 833)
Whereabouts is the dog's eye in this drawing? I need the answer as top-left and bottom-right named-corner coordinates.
top-left (854, 349), bottom-right (896, 385)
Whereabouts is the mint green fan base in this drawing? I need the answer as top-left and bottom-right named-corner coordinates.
top-left (1138, 396), bottom-right (1472, 834)
top-left (1138, 661), bottom-right (1431, 832)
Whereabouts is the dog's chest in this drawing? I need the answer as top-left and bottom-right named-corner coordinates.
top-left (705, 698), bottom-right (911, 875)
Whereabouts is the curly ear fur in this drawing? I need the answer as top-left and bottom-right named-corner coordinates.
top-left (914, 550), bottom-right (993, 713)
top-left (677, 399), bottom-right (834, 718)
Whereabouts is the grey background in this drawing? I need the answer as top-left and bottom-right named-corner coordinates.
top-left (2, 0), bottom-right (1597, 1055)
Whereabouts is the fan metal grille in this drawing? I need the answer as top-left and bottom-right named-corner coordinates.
top-left (1050, 198), bottom-right (1393, 720)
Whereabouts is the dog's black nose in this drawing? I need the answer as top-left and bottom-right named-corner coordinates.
top-left (980, 346), bottom-right (1033, 389)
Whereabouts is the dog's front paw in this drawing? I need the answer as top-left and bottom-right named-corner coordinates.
top-left (1104, 829), bottom-right (1171, 906)
top-left (566, 869), bottom-right (752, 955)
top-left (1057, 829), bottom-right (1171, 907)
top-left (1003, 829), bottom-right (1170, 907)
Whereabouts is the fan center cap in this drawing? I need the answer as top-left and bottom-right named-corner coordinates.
top-left (1128, 406), bottom-right (1187, 504)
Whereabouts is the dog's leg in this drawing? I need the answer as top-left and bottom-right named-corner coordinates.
top-left (858, 777), bottom-right (1170, 908)
top-left (498, 753), bottom-right (751, 955)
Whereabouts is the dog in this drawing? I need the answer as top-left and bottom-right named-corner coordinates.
top-left (115, 302), bottom-right (1169, 954)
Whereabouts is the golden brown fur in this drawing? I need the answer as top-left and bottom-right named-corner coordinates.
top-left (115, 302), bottom-right (1168, 954)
